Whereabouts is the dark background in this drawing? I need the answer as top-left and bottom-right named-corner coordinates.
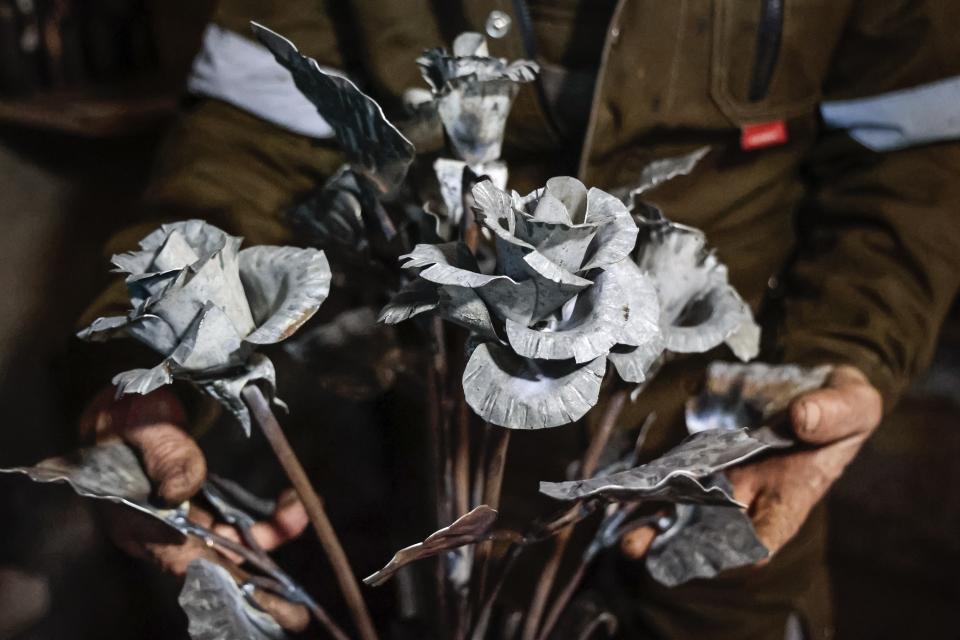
top-left (0, 2), bottom-right (958, 638)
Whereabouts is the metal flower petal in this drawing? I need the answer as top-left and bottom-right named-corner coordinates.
top-left (462, 342), bottom-right (606, 429)
top-left (238, 245), bottom-right (331, 344)
top-left (253, 23), bottom-right (414, 194)
top-left (503, 267), bottom-right (628, 364)
top-left (539, 428), bottom-right (791, 504)
top-left (179, 559), bottom-right (286, 640)
top-left (645, 474), bottom-right (767, 587)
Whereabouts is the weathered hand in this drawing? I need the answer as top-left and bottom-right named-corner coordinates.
top-left (622, 365), bottom-right (883, 560)
top-left (79, 387), bottom-right (310, 629)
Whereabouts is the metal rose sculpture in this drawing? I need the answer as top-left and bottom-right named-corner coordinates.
top-left (633, 203), bottom-right (760, 364)
top-left (382, 177), bottom-right (662, 429)
top-left (77, 219), bottom-right (330, 433)
top-left (418, 31), bottom-right (538, 166)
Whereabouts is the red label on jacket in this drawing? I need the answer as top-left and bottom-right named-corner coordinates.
top-left (740, 121), bottom-right (788, 150)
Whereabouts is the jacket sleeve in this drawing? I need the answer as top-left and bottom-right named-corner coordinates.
top-left (776, 0), bottom-right (960, 404)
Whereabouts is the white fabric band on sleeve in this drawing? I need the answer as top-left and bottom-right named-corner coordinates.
top-left (187, 24), bottom-right (335, 139)
top-left (821, 75), bottom-right (960, 152)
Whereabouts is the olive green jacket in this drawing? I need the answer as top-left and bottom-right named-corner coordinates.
top-left (89, 0), bottom-right (960, 419)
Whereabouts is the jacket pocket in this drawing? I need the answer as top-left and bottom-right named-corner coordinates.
top-left (710, 0), bottom-right (849, 123)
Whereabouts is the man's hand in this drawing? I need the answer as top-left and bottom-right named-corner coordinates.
top-left (622, 365), bottom-right (883, 560)
top-left (79, 387), bottom-right (310, 629)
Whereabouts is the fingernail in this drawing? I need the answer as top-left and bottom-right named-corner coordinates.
top-left (801, 401), bottom-right (821, 434)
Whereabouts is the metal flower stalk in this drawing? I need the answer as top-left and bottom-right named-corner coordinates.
top-left (76, 220), bottom-right (378, 640)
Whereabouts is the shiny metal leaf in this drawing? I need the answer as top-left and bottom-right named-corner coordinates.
top-left (0, 440), bottom-right (187, 535)
top-left (364, 506), bottom-right (498, 587)
top-left (627, 146), bottom-right (710, 198)
top-left (378, 279), bottom-right (440, 325)
top-left (539, 428), bottom-right (790, 504)
top-left (686, 362), bottom-right (833, 434)
top-left (179, 559), bottom-right (286, 640)
top-left (252, 23), bottom-right (414, 194)
top-left (462, 342), bottom-right (606, 429)
top-left (199, 354), bottom-right (281, 437)
top-left (646, 475), bottom-right (767, 587)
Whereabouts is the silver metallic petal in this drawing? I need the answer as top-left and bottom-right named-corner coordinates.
top-left (168, 302), bottom-right (248, 374)
top-left (112, 362), bottom-right (174, 396)
top-left (512, 214), bottom-right (597, 273)
top-left (179, 559), bottom-right (286, 640)
top-left (579, 188), bottom-right (639, 271)
top-left (363, 505), bottom-right (498, 587)
top-left (543, 177), bottom-right (588, 223)
top-left (504, 267), bottom-right (627, 363)
top-left (438, 285), bottom-right (500, 341)
top-left (462, 342), bottom-right (606, 429)
top-left (645, 475), bottom-right (767, 587)
top-left (606, 260), bottom-right (661, 348)
top-left (686, 362), bottom-right (833, 434)
top-left (238, 245), bottom-right (331, 345)
top-left (378, 279), bottom-right (440, 324)
top-left (76, 315), bottom-right (131, 342)
top-left (0, 440), bottom-right (187, 535)
top-left (148, 240), bottom-right (255, 340)
top-left (252, 23), bottom-right (414, 194)
top-left (437, 81), bottom-right (517, 164)
top-left (607, 335), bottom-right (664, 384)
top-left (539, 427), bottom-right (791, 504)
top-left (661, 282), bottom-right (759, 360)
top-left (111, 219), bottom-right (232, 276)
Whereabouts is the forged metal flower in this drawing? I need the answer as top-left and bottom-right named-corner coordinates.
top-left (632, 203), bottom-right (760, 365)
top-left (381, 177), bottom-right (662, 429)
top-left (418, 32), bottom-right (538, 165)
top-left (78, 220), bottom-right (331, 433)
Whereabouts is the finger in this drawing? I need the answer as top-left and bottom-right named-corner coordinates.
top-left (620, 525), bottom-right (656, 560)
top-left (249, 589), bottom-right (310, 633)
top-left (124, 422), bottom-right (207, 505)
top-left (249, 489), bottom-right (309, 551)
top-left (789, 365), bottom-right (882, 444)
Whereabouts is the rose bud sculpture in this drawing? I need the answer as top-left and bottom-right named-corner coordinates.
top-left (78, 219), bottom-right (377, 640)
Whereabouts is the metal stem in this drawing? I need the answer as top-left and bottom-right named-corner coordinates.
top-left (241, 384), bottom-right (378, 640)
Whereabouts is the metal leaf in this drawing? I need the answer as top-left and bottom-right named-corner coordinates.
top-left (627, 146), bottom-right (710, 198)
top-left (645, 475), bottom-right (767, 587)
top-left (378, 279), bottom-right (440, 324)
top-left (238, 245), bottom-right (331, 345)
top-left (686, 362), bottom-right (833, 434)
top-left (462, 342), bottom-right (606, 429)
top-left (539, 428), bottom-right (791, 504)
top-left (363, 505), bottom-right (498, 587)
top-left (198, 354), bottom-right (282, 436)
top-left (179, 559), bottom-right (286, 640)
top-left (0, 440), bottom-right (187, 536)
top-left (252, 23), bottom-right (414, 194)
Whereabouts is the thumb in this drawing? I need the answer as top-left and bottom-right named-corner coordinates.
top-left (96, 387), bottom-right (206, 505)
top-left (789, 365), bottom-right (882, 445)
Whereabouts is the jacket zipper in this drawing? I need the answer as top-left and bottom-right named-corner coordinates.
top-left (748, 0), bottom-right (784, 102)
